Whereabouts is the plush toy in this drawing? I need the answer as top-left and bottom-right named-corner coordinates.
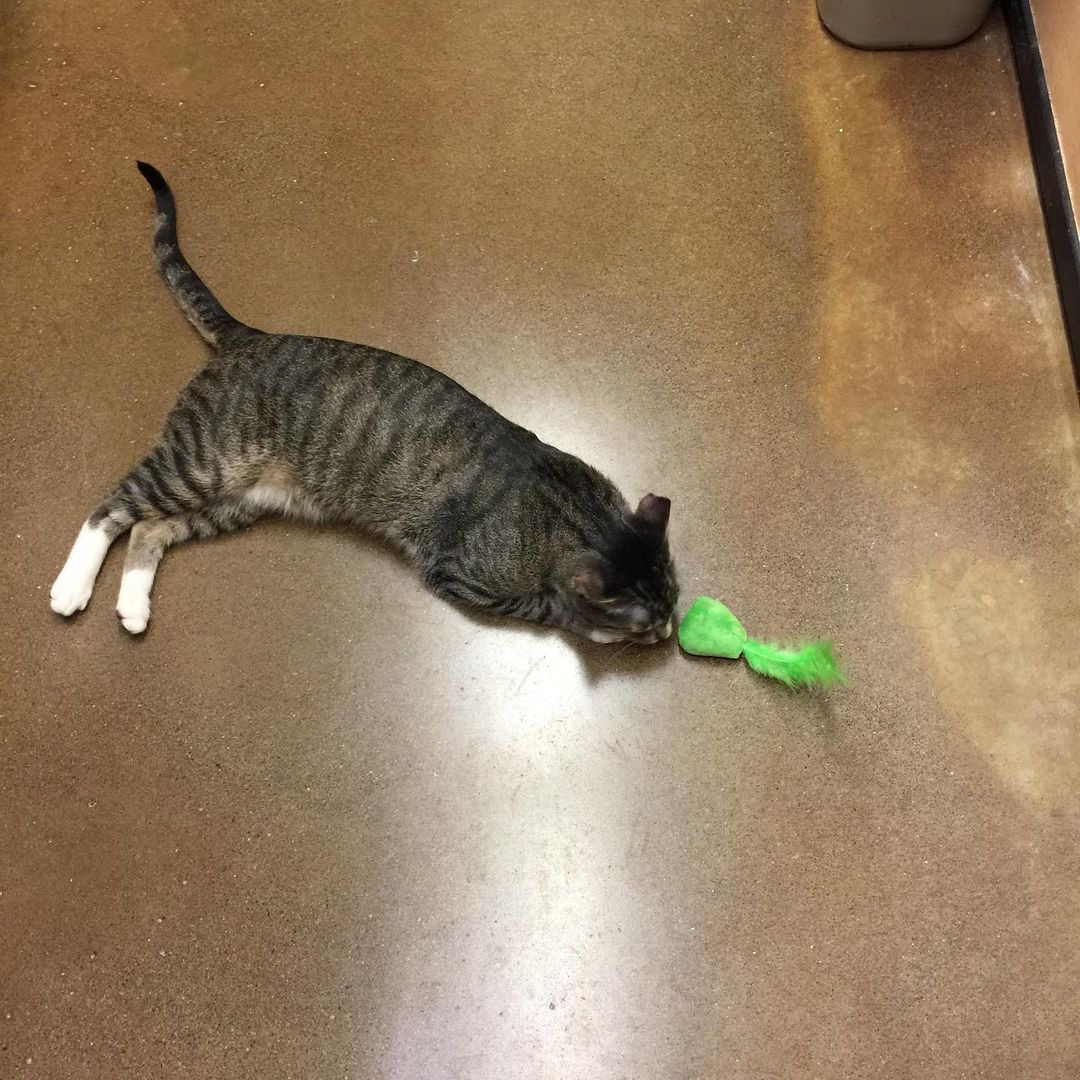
top-left (677, 596), bottom-right (846, 690)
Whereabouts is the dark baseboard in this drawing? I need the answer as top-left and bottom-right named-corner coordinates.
top-left (1002, 0), bottom-right (1080, 390)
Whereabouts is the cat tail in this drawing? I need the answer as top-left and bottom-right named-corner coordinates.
top-left (740, 637), bottom-right (848, 690)
top-left (135, 161), bottom-right (254, 348)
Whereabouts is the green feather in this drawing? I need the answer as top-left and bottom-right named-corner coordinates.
top-left (740, 637), bottom-right (847, 690)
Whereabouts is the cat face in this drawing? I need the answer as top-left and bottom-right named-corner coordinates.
top-left (568, 494), bottom-right (680, 644)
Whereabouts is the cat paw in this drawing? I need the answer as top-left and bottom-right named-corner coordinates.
top-left (116, 598), bottom-right (150, 635)
top-left (50, 575), bottom-right (93, 616)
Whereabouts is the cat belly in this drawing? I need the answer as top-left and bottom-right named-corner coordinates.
top-left (242, 483), bottom-right (323, 520)
top-left (240, 459), bottom-right (324, 521)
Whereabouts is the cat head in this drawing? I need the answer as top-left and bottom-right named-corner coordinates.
top-left (567, 494), bottom-right (679, 644)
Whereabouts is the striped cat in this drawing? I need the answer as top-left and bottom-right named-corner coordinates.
top-left (49, 163), bottom-right (679, 642)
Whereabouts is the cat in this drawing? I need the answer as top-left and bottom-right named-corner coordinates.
top-left (49, 162), bottom-right (679, 643)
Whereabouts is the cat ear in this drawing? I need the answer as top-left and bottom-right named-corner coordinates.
top-left (635, 494), bottom-right (671, 533)
top-left (572, 567), bottom-right (607, 602)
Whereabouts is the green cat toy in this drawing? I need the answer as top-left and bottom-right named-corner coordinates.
top-left (678, 596), bottom-right (846, 690)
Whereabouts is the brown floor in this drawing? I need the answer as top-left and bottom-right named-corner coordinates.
top-left (2, 2), bottom-right (1079, 1078)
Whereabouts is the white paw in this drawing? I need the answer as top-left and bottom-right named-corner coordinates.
top-left (116, 597), bottom-right (150, 635)
top-left (117, 607), bottom-right (149, 634)
top-left (116, 566), bottom-right (153, 634)
top-left (50, 574), bottom-right (94, 616)
top-left (588, 628), bottom-right (625, 644)
top-left (50, 521), bottom-right (113, 618)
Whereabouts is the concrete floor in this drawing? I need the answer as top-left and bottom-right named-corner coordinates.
top-left (3, 1), bottom-right (1079, 1077)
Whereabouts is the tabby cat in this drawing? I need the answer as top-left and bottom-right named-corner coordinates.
top-left (49, 162), bottom-right (679, 642)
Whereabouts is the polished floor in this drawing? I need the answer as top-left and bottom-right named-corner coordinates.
top-left (3, 2), bottom-right (1080, 1077)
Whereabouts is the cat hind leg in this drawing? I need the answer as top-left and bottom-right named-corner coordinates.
top-left (114, 517), bottom-right (194, 633)
top-left (50, 495), bottom-right (138, 616)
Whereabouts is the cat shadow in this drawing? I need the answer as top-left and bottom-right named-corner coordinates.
top-left (446, 594), bottom-right (677, 685)
top-left (223, 520), bottom-right (676, 685)
top-left (569, 633), bottom-right (677, 685)
top-left (322, 523), bottom-right (676, 684)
